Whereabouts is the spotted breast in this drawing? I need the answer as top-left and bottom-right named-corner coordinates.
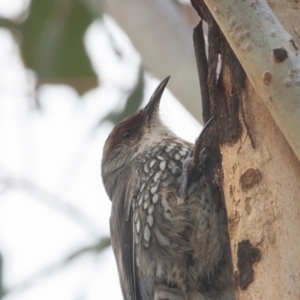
top-left (101, 77), bottom-right (233, 300)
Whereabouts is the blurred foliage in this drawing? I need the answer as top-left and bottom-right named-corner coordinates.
top-left (0, 1), bottom-right (146, 297)
top-left (100, 65), bottom-right (145, 126)
top-left (1, 238), bottom-right (111, 298)
top-left (0, 0), bottom-right (102, 94)
top-left (0, 169), bottom-right (113, 298)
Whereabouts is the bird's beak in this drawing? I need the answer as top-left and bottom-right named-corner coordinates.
top-left (143, 76), bottom-right (170, 125)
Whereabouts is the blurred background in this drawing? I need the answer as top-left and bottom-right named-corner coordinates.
top-left (0, 0), bottom-right (203, 299)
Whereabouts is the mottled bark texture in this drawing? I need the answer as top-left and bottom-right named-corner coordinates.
top-left (192, 0), bottom-right (300, 299)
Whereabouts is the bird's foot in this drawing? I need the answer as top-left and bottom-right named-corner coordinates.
top-left (179, 116), bottom-right (216, 201)
top-left (179, 147), bottom-right (207, 200)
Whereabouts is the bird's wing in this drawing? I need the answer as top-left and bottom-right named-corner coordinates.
top-left (110, 168), bottom-right (154, 300)
top-left (110, 176), bottom-right (137, 300)
top-left (110, 166), bottom-right (141, 300)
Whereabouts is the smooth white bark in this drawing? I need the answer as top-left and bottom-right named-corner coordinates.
top-left (203, 0), bottom-right (300, 160)
top-left (222, 85), bottom-right (300, 299)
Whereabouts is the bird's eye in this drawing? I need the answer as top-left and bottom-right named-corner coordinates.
top-left (122, 130), bottom-right (132, 139)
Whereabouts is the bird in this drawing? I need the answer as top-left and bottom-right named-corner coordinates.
top-left (101, 77), bottom-right (233, 300)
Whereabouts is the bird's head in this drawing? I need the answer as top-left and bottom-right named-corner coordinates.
top-left (101, 76), bottom-right (174, 198)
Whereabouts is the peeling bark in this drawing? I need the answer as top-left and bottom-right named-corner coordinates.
top-left (201, 0), bottom-right (300, 161)
top-left (192, 0), bottom-right (300, 299)
top-left (236, 240), bottom-right (261, 290)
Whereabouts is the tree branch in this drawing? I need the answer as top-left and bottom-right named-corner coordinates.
top-left (2, 238), bottom-right (111, 298)
top-left (100, 0), bottom-right (203, 123)
top-left (0, 169), bottom-right (100, 237)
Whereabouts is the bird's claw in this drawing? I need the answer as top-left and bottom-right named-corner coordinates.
top-left (179, 115), bottom-right (216, 202)
top-left (179, 147), bottom-right (207, 200)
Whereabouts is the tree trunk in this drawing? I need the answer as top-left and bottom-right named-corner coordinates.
top-left (192, 0), bottom-right (300, 299)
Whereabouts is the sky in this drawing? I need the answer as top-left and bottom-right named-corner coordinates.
top-left (0, 1), bottom-right (201, 299)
